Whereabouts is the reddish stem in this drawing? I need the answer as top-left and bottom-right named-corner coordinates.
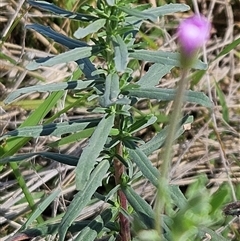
top-left (114, 142), bottom-right (131, 241)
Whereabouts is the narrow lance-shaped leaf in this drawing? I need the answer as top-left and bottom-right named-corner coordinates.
top-left (214, 37), bottom-right (240, 60)
top-left (0, 118), bottom-right (100, 140)
top-left (99, 73), bottom-right (122, 107)
top-left (11, 220), bottom-right (93, 238)
top-left (136, 63), bottom-right (173, 88)
top-left (26, 24), bottom-right (90, 49)
top-left (21, 189), bottom-right (61, 230)
top-left (140, 115), bottom-right (193, 156)
top-left (110, 73), bottom-right (120, 100)
top-left (129, 50), bottom-right (207, 70)
top-left (169, 185), bottom-right (187, 210)
top-left (4, 80), bottom-right (94, 104)
top-left (74, 19), bottom-right (106, 39)
top-left (58, 159), bottom-right (110, 241)
top-left (127, 115), bottom-right (157, 134)
top-left (26, 24), bottom-right (98, 77)
top-left (126, 87), bottom-right (213, 108)
top-left (122, 185), bottom-right (155, 229)
top-left (76, 114), bottom-right (115, 190)
top-left (143, 3), bottom-right (190, 17)
top-left (0, 152), bottom-right (79, 166)
top-left (48, 127), bottom-right (95, 148)
top-left (76, 58), bottom-right (98, 79)
top-left (74, 208), bottom-right (116, 241)
top-left (120, 4), bottom-right (189, 21)
top-left (112, 35), bottom-right (129, 72)
top-left (26, 47), bottom-right (92, 70)
top-left (28, 0), bottom-right (97, 21)
top-left (118, 6), bottom-right (157, 22)
top-left (99, 74), bottom-right (114, 107)
top-left (126, 144), bottom-right (159, 187)
top-left (2, 91), bottom-right (64, 156)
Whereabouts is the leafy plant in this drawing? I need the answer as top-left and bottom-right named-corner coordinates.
top-left (0, 0), bottom-right (236, 241)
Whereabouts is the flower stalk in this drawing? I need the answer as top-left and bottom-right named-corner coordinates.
top-left (154, 14), bottom-right (211, 238)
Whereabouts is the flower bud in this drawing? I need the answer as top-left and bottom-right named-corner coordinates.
top-left (177, 15), bottom-right (211, 59)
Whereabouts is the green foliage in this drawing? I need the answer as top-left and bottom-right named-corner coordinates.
top-left (0, 0), bottom-right (235, 240)
top-left (168, 177), bottom-right (230, 241)
top-left (59, 159), bottom-right (110, 240)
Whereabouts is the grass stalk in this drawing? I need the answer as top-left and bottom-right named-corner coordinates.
top-left (9, 162), bottom-right (44, 224)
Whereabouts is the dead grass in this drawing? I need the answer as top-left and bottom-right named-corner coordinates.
top-left (0, 0), bottom-right (240, 240)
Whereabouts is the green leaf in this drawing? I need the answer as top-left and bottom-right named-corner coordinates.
top-left (21, 189), bottom-right (61, 230)
top-left (0, 118), bottom-right (100, 140)
top-left (190, 70), bottom-right (206, 88)
top-left (118, 6), bottom-right (157, 22)
top-left (170, 180), bottom-right (213, 241)
top-left (140, 115), bottom-right (193, 156)
top-left (112, 35), bottom-right (129, 72)
top-left (58, 159), bottom-right (110, 241)
top-left (0, 152), bottom-right (78, 166)
top-left (74, 208), bottom-right (115, 241)
top-left (214, 80), bottom-right (229, 122)
top-left (26, 47), bottom-right (92, 70)
top-left (136, 63), bottom-right (173, 87)
top-left (26, 24), bottom-right (90, 49)
top-left (99, 74), bottom-right (120, 107)
top-left (122, 185), bottom-right (155, 229)
top-left (26, 24), bottom-right (97, 77)
top-left (76, 114), bottom-right (115, 190)
top-left (169, 185), bottom-right (187, 210)
top-left (126, 87), bottom-right (213, 108)
top-left (48, 127), bottom-right (95, 147)
top-left (127, 145), bottom-right (159, 187)
top-left (209, 184), bottom-right (229, 215)
top-left (4, 80), bottom-right (94, 104)
top-left (2, 91), bottom-right (64, 157)
top-left (214, 37), bottom-right (240, 60)
top-left (110, 73), bottom-right (121, 100)
top-left (129, 50), bottom-right (207, 70)
top-left (98, 73), bottom-right (125, 107)
top-left (127, 114), bottom-right (157, 134)
top-left (12, 220), bottom-right (91, 238)
top-left (143, 3), bottom-right (190, 17)
top-left (77, 57), bottom-right (98, 79)
top-left (28, 0), bottom-right (97, 21)
top-left (74, 19), bottom-right (106, 39)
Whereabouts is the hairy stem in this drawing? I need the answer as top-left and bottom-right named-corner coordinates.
top-left (155, 69), bottom-right (189, 237)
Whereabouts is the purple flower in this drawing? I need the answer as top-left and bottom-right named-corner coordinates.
top-left (177, 15), bottom-right (211, 56)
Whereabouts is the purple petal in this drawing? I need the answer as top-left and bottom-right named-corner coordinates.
top-left (177, 15), bottom-right (211, 55)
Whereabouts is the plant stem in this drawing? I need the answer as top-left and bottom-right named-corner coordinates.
top-left (154, 68), bottom-right (189, 238)
top-left (114, 142), bottom-right (131, 241)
